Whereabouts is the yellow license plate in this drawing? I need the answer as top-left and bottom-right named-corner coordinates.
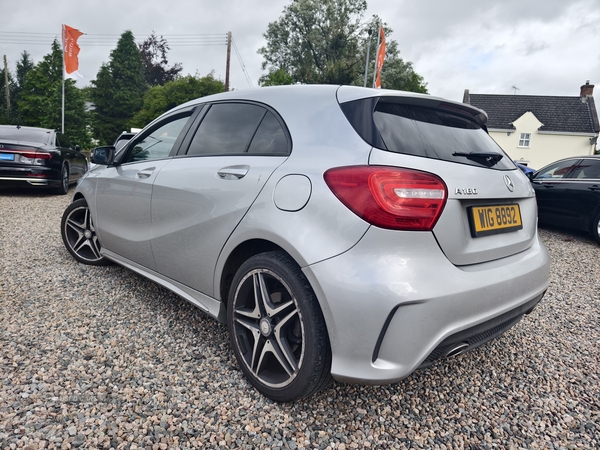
top-left (469, 204), bottom-right (523, 237)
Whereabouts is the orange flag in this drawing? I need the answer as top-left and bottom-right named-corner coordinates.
top-left (375, 26), bottom-right (386, 89)
top-left (62, 24), bottom-right (84, 79)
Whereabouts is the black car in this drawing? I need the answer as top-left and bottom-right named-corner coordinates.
top-left (531, 155), bottom-right (600, 242)
top-left (0, 125), bottom-right (88, 194)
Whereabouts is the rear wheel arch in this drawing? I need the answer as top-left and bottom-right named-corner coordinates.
top-left (219, 239), bottom-right (288, 307)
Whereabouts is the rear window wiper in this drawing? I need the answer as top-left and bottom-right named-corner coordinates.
top-left (452, 151), bottom-right (503, 167)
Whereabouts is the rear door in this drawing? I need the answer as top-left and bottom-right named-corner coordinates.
top-left (541, 158), bottom-right (600, 231)
top-left (56, 132), bottom-right (85, 179)
top-left (150, 102), bottom-right (290, 296)
top-left (531, 158), bottom-right (581, 228)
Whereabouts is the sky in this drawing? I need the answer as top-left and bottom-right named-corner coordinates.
top-left (1, 0), bottom-right (599, 102)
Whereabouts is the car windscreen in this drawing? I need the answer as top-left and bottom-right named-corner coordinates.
top-left (0, 127), bottom-right (52, 145)
top-left (341, 98), bottom-right (514, 170)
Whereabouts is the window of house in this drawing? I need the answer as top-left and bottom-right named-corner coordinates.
top-left (518, 133), bottom-right (531, 147)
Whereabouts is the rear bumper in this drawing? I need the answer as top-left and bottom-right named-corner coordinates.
top-left (302, 227), bottom-right (550, 385)
top-left (0, 166), bottom-right (60, 187)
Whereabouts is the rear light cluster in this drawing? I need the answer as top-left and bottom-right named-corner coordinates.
top-left (324, 166), bottom-right (448, 231)
top-left (20, 151), bottom-right (52, 160)
top-left (0, 149), bottom-right (52, 162)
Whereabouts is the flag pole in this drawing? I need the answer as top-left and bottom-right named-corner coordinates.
top-left (363, 28), bottom-right (372, 87)
top-left (61, 24), bottom-right (65, 134)
top-left (372, 22), bottom-right (381, 88)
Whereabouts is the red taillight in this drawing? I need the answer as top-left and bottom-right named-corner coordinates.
top-left (324, 166), bottom-right (448, 231)
top-left (30, 151), bottom-right (52, 160)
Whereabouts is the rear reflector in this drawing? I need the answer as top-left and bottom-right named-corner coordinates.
top-left (1, 150), bottom-right (52, 160)
top-left (324, 166), bottom-right (447, 231)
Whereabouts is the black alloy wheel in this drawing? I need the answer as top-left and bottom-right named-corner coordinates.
top-left (55, 164), bottom-right (69, 195)
top-left (592, 213), bottom-right (600, 244)
top-left (228, 251), bottom-right (332, 402)
top-left (61, 199), bottom-right (110, 265)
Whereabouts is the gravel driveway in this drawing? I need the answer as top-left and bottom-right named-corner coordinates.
top-left (1, 188), bottom-right (598, 450)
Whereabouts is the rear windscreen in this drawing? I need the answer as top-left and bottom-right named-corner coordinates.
top-left (0, 127), bottom-right (52, 145)
top-left (341, 98), bottom-right (514, 170)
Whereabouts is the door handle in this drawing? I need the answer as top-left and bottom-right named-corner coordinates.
top-left (217, 165), bottom-right (250, 180)
top-left (588, 185), bottom-right (600, 191)
top-left (543, 184), bottom-right (555, 188)
top-left (136, 167), bottom-right (156, 179)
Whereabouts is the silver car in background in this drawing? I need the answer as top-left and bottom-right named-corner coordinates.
top-left (61, 85), bottom-right (550, 401)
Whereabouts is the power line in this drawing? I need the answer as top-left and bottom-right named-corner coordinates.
top-left (232, 38), bottom-right (253, 88)
top-left (0, 31), bottom-right (228, 47)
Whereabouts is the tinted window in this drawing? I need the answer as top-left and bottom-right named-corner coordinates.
top-left (247, 111), bottom-right (289, 155)
top-left (187, 103), bottom-right (266, 155)
top-left (57, 133), bottom-right (73, 149)
top-left (341, 98), bottom-right (513, 170)
top-left (0, 127), bottom-right (52, 145)
top-left (534, 160), bottom-right (579, 180)
top-left (125, 115), bottom-right (190, 163)
top-left (372, 102), bottom-right (513, 170)
top-left (570, 159), bottom-right (600, 179)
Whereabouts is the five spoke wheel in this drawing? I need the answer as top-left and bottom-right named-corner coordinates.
top-left (233, 269), bottom-right (304, 388)
top-left (228, 251), bottom-right (332, 402)
top-left (61, 199), bottom-right (110, 265)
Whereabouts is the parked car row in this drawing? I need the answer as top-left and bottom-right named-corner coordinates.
top-left (1, 87), bottom-right (594, 403)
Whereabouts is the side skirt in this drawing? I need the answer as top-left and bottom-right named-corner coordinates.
top-left (101, 249), bottom-right (226, 323)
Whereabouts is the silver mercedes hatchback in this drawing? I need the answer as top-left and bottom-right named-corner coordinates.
top-left (61, 85), bottom-right (550, 401)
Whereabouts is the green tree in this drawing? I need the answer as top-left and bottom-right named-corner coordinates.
top-left (258, 0), bottom-right (366, 84)
top-left (17, 40), bottom-right (91, 147)
top-left (13, 51), bottom-right (35, 115)
top-left (0, 66), bottom-right (17, 124)
top-left (258, 68), bottom-right (295, 87)
top-left (90, 30), bottom-right (146, 145)
top-left (259, 0), bottom-right (427, 93)
top-left (130, 73), bottom-right (225, 127)
top-left (138, 32), bottom-right (182, 86)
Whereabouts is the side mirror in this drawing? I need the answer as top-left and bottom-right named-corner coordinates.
top-left (90, 146), bottom-right (116, 165)
top-left (74, 145), bottom-right (82, 152)
top-left (526, 172), bottom-right (534, 181)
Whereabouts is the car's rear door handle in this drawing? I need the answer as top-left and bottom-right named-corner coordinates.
top-left (588, 185), bottom-right (600, 191)
top-left (136, 167), bottom-right (156, 179)
top-left (217, 165), bottom-right (249, 180)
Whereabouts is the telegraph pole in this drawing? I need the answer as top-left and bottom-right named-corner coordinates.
top-left (3, 55), bottom-right (10, 115)
top-left (225, 32), bottom-right (232, 92)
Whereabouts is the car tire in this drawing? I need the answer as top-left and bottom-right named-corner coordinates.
top-left (61, 199), bottom-right (111, 265)
top-left (592, 213), bottom-right (600, 244)
top-left (54, 164), bottom-right (69, 195)
top-left (227, 251), bottom-right (332, 402)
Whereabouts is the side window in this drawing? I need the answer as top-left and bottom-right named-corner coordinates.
top-left (534, 160), bottom-right (578, 180)
top-left (125, 115), bottom-right (191, 163)
top-left (187, 103), bottom-right (266, 156)
top-left (571, 160), bottom-right (600, 179)
top-left (56, 133), bottom-right (72, 149)
top-left (247, 111), bottom-right (289, 155)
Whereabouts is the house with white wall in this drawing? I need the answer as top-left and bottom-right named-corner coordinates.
top-left (462, 81), bottom-right (599, 170)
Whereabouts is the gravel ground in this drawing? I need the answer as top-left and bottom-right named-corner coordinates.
top-left (1, 187), bottom-right (599, 450)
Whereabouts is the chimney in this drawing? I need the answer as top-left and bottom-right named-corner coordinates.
top-left (580, 80), bottom-right (594, 98)
top-left (463, 89), bottom-right (470, 104)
